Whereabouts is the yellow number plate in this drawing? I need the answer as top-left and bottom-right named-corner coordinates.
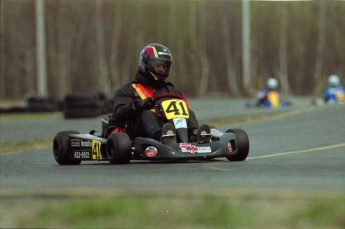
top-left (92, 140), bottom-right (102, 160)
top-left (161, 99), bottom-right (189, 120)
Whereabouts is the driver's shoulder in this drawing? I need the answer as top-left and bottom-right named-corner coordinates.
top-left (114, 81), bottom-right (136, 96)
top-left (165, 82), bottom-right (181, 93)
top-left (166, 81), bottom-right (174, 86)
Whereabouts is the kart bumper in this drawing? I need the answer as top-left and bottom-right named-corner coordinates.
top-left (133, 136), bottom-right (237, 160)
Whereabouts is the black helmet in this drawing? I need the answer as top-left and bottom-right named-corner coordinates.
top-left (138, 43), bottom-right (172, 81)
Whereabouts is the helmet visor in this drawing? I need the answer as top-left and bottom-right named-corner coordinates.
top-left (148, 59), bottom-right (171, 74)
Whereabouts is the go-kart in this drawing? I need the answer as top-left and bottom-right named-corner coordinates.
top-left (246, 90), bottom-right (291, 108)
top-left (53, 93), bottom-right (250, 165)
top-left (312, 91), bottom-right (345, 106)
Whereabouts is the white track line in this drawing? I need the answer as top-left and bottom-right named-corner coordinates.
top-left (247, 143), bottom-right (345, 160)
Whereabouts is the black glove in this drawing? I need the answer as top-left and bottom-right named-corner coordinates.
top-left (133, 97), bottom-right (155, 112)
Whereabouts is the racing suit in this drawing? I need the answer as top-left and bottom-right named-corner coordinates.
top-left (256, 88), bottom-right (290, 108)
top-left (112, 72), bottom-right (199, 141)
top-left (256, 88), bottom-right (281, 108)
top-left (323, 85), bottom-right (345, 104)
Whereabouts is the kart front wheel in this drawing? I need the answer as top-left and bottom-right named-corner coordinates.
top-left (106, 133), bottom-right (132, 164)
top-left (225, 129), bottom-right (249, 161)
top-left (53, 131), bottom-right (81, 165)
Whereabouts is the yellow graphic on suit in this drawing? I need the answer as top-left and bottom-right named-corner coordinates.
top-left (131, 83), bottom-right (155, 112)
top-left (335, 91), bottom-right (345, 101)
top-left (92, 140), bottom-right (102, 160)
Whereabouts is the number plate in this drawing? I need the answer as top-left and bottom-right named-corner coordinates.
top-left (92, 140), bottom-right (103, 160)
top-left (161, 99), bottom-right (189, 120)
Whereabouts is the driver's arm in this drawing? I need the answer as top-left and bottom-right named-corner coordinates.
top-left (112, 84), bottom-right (138, 122)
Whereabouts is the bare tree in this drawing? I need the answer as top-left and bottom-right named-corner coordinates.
top-left (242, 0), bottom-right (252, 95)
top-left (195, 2), bottom-right (210, 96)
top-left (0, 1), bottom-right (7, 98)
top-left (188, 2), bottom-right (200, 95)
top-left (35, 0), bottom-right (48, 97)
top-left (95, 0), bottom-right (111, 96)
top-left (279, 4), bottom-right (290, 95)
top-left (109, 1), bottom-right (123, 91)
top-left (313, 0), bottom-right (327, 94)
top-left (219, 2), bottom-right (239, 96)
top-left (47, 1), bottom-right (73, 98)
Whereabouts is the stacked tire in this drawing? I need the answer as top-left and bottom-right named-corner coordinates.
top-left (26, 94), bottom-right (60, 112)
top-left (63, 92), bottom-right (112, 119)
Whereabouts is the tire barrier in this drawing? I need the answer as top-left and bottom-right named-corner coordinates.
top-left (0, 91), bottom-right (112, 116)
top-left (0, 94), bottom-right (60, 114)
top-left (63, 92), bottom-right (112, 119)
top-left (0, 107), bottom-right (27, 114)
top-left (26, 95), bottom-right (61, 112)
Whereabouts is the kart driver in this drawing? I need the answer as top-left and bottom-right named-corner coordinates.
top-left (256, 78), bottom-right (290, 108)
top-left (111, 43), bottom-right (210, 144)
top-left (323, 74), bottom-right (345, 104)
top-left (256, 78), bottom-right (280, 107)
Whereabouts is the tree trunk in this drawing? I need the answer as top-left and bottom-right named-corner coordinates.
top-left (219, 2), bottom-right (239, 96)
top-left (0, 1), bottom-right (6, 98)
top-left (242, 0), bottom-right (252, 95)
top-left (56, 2), bottom-right (73, 98)
top-left (196, 2), bottom-right (209, 96)
top-left (110, 2), bottom-right (122, 91)
top-left (279, 4), bottom-right (290, 95)
top-left (95, 1), bottom-right (111, 96)
top-left (313, 1), bottom-right (327, 94)
top-left (188, 2), bottom-right (200, 95)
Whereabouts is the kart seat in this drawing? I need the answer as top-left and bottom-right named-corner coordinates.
top-left (102, 114), bottom-right (127, 138)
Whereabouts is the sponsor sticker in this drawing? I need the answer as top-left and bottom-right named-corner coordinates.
top-left (81, 139), bottom-right (92, 147)
top-left (74, 151), bottom-right (90, 159)
top-left (179, 143), bottom-right (211, 154)
top-left (173, 118), bottom-right (187, 129)
top-left (211, 128), bottom-right (222, 135)
top-left (179, 143), bottom-right (198, 154)
top-left (197, 146), bottom-right (212, 153)
top-left (145, 146), bottom-right (158, 157)
top-left (228, 142), bottom-right (233, 152)
top-left (71, 139), bottom-right (80, 147)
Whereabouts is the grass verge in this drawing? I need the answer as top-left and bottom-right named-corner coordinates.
top-left (0, 140), bottom-right (51, 153)
top-left (1, 189), bottom-right (344, 229)
top-left (0, 112), bottom-right (62, 121)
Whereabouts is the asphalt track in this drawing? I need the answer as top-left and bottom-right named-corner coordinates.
top-left (0, 98), bottom-right (344, 194)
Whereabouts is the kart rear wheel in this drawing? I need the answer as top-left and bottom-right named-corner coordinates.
top-left (225, 129), bottom-right (249, 161)
top-left (106, 132), bottom-right (131, 164)
top-left (53, 131), bottom-right (82, 165)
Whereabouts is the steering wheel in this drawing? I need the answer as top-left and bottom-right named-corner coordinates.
top-left (154, 93), bottom-right (184, 101)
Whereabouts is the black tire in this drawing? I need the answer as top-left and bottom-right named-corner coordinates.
top-left (26, 95), bottom-right (58, 112)
top-left (225, 129), bottom-right (249, 161)
top-left (64, 92), bottom-right (106, 103)
top-left (27, 102), bottom-right (58, 112)
top-left (53, 131), bottom-right (82, 165)
top-left (106, 133), bottom-right (132, 164)
top-left (63, 108), bottom-right (102, 119)
top-left (64, 100), bottom-right (104, 109)
top-left (64, 93), bottom-right (96, 103)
